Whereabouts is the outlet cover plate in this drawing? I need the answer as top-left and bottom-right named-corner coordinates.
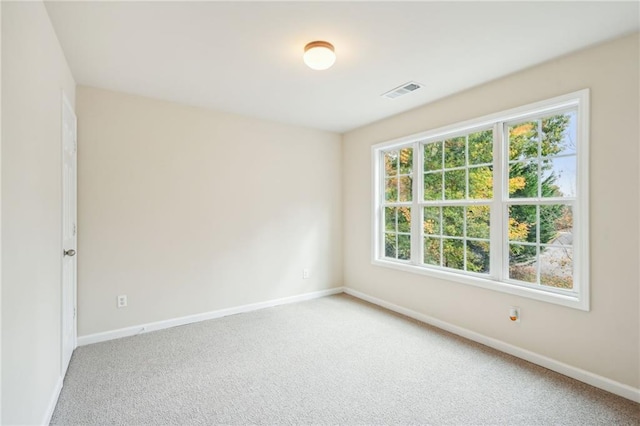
top-left (117, 295), bottom-right (127, 308)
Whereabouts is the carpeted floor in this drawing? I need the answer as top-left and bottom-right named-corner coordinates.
top-left (51, 294), bottom-right (640, 425)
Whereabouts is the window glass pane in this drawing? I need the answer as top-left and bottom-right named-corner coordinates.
top-left (424, 172), bottom-right (442, 200)
top-left (424, 141), bottom-right (443, 171)
top-left (397, 234), bottom-right (411, 260)
top-left (399, 148), bottom-right (413, 174)
top-left (399, 176), bottom-right (413, 202)
top-left (508, 161), bottom-right (538, 198)
top-left (423, 207), bottom-right (440, 236)
top-left (508, 204), bottom-right (537, 243)
top-left (385, 177), bottom-right (398, 202)
top-left (442, 206), bottom-right (464, 237)
top-left (443, 238), bottom-right (464, 270)
top-left (540, 247), bottom-right (573, 289)
top-left (444, 137), bottom-right (466, 168)
top-left (377, 103), bottom-right (581, 302)
top-left (468, 129), bottom-right (493, 165)
top-left (469, 166), bottom-right (493, 199)
top-left (397, 207), bottom-right (411, 233)
top-left (444, 169), bottom-right (465, 200)
top-left (385, 207), bottom-right (396, 232)
top-left (467, 205), bottom-right (490, 239)
top-left (384, 233), bottom-right (397, 258)
top-left (508, 121), bottom-right (539, 161)
top-left (467, 240), bottom-right (490, 274)
top-left (540, 205), bottom-right (572, 246)
top-left (541, 156), bottom-right (576, 198)
top-left (542, 112), bottom-right (576, 157)
top-left (384, 151), bottom-right (398, 177)
top-left (509, 243), bottom-right (537, 283)
top-left (424, 237), bottom-right (441, 266)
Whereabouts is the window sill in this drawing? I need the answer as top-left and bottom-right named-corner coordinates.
top-left (371, 258), bottom-right (589, 311)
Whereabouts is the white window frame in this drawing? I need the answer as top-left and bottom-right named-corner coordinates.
top-left (372, 89), bottom-right (589, 311)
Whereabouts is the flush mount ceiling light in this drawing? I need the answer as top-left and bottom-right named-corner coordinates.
top-left (303, 41), bottom-right (336, 70)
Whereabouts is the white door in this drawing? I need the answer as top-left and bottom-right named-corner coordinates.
top-left (61, 93), bottom-right (77, 375)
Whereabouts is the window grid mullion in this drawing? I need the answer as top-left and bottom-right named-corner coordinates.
top-left (420, 199), bottom-right (492, 206)
top-left (396, 154), bottom-right (401, 203)
top-left (440, 141), bottom-right (445, 266)
top-left (535, 205), bottom-right (541, 285)
top-left (462, 209), bottom-right (468, 272)
top-left (463, 136), bottom-right (469, 272)
top-left (378, 152), bottom-right (384, 260)
top-left (439, 207), bottom-right (444, 267)
top-left (506, 198), bottom-right (576, 205)
top-left (440, 140), bottom-right (445, 201)
top-left (537, 119), bottom-right (543, 198)
top-left (492, 122), bottom-right (504, 282)
top-left (411, 142), bottom-right (422, 265)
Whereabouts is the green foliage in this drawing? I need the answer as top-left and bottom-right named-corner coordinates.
top-left (399, 148), bottom-right (413, 174)
top-left (507, 114), bottom-right (572, 264)
top-left (508, 162), bottom-right (539, 198)
top-left (424, 142), bottom-right (442, 171)
top-left (424, 237), bottom-right (440, 265)
top-left (397, 235), bottom-right (411, 260)
top-left (444, 137), bottom-right (465, 168)
top-left (467, 206), bottom-right (490, 239)
top-left (468, 130), bottom-right (493, 164)
top-left (541, 115), bottom-right (570, 157)
top-left (422, 205), bottom-right (490, 273)
top-left (467, 240), bottom-right (490, 273)
top-left (384, 207), bottom-right (411, 260)
top-left (388, 115), bottom-right (572, 275)
top-left (422, 132), bottom-right (494, 274)
top-left (469, 166), bottom-right (493, 199)
top-left (385, 149), bottom-right (413, 202)
top-left (443, 239), bottom-right (464, 269)
top-left (419, 114), bottom-right (572, 273)
top-left (444, 170), bottom-right (465, 199)
top-left (423, 172), bottom-right (442, 200)
top-left (383, 148), bottom-right (414, 260)
top-left (441, 207), bottom-right (462, 237)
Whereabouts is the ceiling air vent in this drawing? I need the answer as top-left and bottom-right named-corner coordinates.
top-left (381, 81), bottom-right (423, 99)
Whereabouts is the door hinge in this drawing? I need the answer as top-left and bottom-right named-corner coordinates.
top-left (73, 223), bottom-right (77, 236)
top-left (74, 307), bottom-right (76, 319)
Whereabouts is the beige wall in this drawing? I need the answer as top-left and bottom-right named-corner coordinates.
top-left (1, 2), bottom-right (76, 424)
top-left (343, 33), bottom-right (639, 389)
top-left (76, 86), bottom-right (342, 336)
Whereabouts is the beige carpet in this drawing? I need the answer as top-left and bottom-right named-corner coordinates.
top-left (51, 294), bottom-right (639, 425)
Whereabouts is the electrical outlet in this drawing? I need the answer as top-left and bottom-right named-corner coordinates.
top-left (303, 268), bottom-right (310, 279)
top-left (117, 295), bottom-right (127, 308)
top-left (509, 306), bottom-right (520, 323)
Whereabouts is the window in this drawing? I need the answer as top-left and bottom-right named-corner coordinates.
top-left (372, 90), bottom-right (589, 310)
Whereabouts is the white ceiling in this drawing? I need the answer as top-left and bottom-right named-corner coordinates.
top-left (45, 1), bottom-right (639, 133)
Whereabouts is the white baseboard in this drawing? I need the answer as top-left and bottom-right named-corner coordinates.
top-left (343, 287), bottom-right (640, 403)
top-left (78, 287), bottom-right (344, 347)
top-left (76, 285), bottom-right (639, 403)
top-left (42, 375), bottom-right (63, 425)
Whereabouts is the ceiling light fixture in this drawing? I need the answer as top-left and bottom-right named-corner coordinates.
top-left (303, 41), bottom-right (336, 71)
